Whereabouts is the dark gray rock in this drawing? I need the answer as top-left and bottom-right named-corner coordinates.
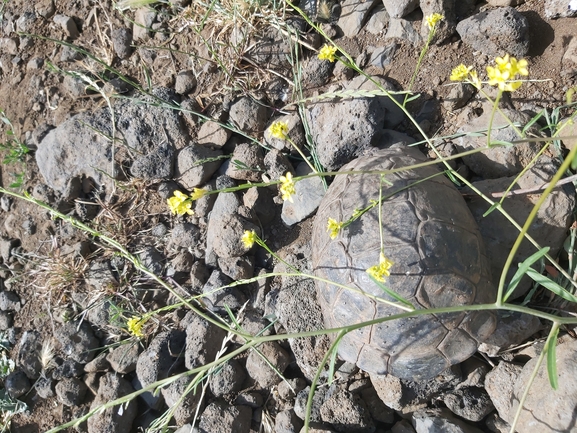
top-left (306, 99), bottom-right (381, 171)
top-left (112, 27), bottom-right (133, 59)
top-left (131, 142), bottom-right (174, 180)
top-left (0, 291), bottom-right (20, 312)
top-left (198, 401), bottom-right (251, 433)
top-left (338, 0), bottom-right (379, 37)
top-left (466, 157), bottom-right (574, 299)
top-left (53, 14), bottom-right (80, 39)
top-left (138, 246), bottom-right (165, 276)
top-left (386, 18), bottom-right (422, 45)
top-left (264, 149), bottom-right (294, 184)
top-left (226, 143), bottom-right (265, 182)
top-left (243, 187), bottom-right (275, 225)
top-left (16, 331), bottom-right (43, 379)
top-left (84, 352), bottom-right (110, 373)
top-left (205, 193), bottom-right (259, 259)
top-left (443, 386), bottom-right (494, 422)
top-left (209, 359), bottom-right (246, 397)
top-left (484, 361), bottom-right (523, 422)
top-left (443, 83), bottom-right (475, 111)
top-left (369, 43), bottom-right (399, 68)
top-left (276, 409), bottom-right (303, 433)
top-left (365, 4), bottom-right (390, 34)
top-left (198, 121), bottom-right (231, 148)
top-left (382, 0), bottom-right (418, 18)
top-left (229, 97), bottom-right (269, 135)
top-left (170, 223), bottom-right (201, 249)
top-left (320, 386), bottom-right (375, 433)
top-left (5, 371), bottom-right (30, 398)
top-left (88, 373), bottom-right (138, 433)
top-left (175, 70), bottom-right (197, 95)
top-left (361, 387), bottom-right (395, 424)
top-left (412, 408), bottom-right (484, 433)
top-left (273, 274), bottom-right (331, 381)
top-left (203, 269), bottom-right (246, 312)
top-left (545, 0), bottom-right (577, 18)
top-left (294, 386), bottom-right (327, 422)
top-left (107, 343), bottom-right (140, 374)
top-left (35, 376), bottom-right (56, 399)
top-left (246, 26), bottom-right (292, 69)
top-left (456, 7), bottom-right (530, 58)
top-left (175, 144), bottom-right (223, 189)
top-left (133, 7), bottom-right (156, 41)
top-left (183, 311), bottom-right (227, 370)
top-left (235, 391), bottom-right (263, 408)
top-left (52, 359), bottom-right (83, 380)
top-left (370, 368), bottom-right (461, 413)
top-left (35, 0), bottom-right (55, 18)
top-left (135, 330), bottom-right (186, 409)
top-left (217, 256), bottom-right (254, 281)
top-left (302, 55), bottom-right (335, 89)
top-left (281, 162), bottom-right (326, 226)
top-left (56, 377), bottom-right (87, 407)
top-left (190, 261), bottom-right (211, 291)
top-left (246, 342), bottom-right (290, 388)
top-left (0, 311), bottom-right (13, 330)
top-left (456, 107), bottom-right (542, 179)
top-left (54, 322), bottom-right (100, 364)
top-left (419, 0), bottom-right (457, 44)
top-left (161, 375), bottom-right (204, 426)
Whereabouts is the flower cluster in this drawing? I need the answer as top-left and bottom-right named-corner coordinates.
top-left (425, 13), bottom-right (444, 30)
top-left (127, 316), bottom-right (147, 338)
top-left (167, 188), bottom-right (207, 216)
top-left (486, 54), bottom-right (528, 92)
top-left (269, 121), bottom-right (289, 140)
top-left (167, 190), bottom-right (194, 216)
top-left (326, 218), bottom-right (344, 239)
top-left (279, 172), bottom-right (296, 202)
top-left (242, 230), bottom-right (257, 248)
top-left (366, 253), bottom-right (394, 283)
top-left (318, 44), bottom-right (338, 62)
top-left (450, 54), bottom-right (528, 92)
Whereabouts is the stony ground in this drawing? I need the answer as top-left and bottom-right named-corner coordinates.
top-left (0, 0), bottom-right (577, 432)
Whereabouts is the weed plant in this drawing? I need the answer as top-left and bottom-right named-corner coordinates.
top-left (5, 2), bottom-right (577, 433)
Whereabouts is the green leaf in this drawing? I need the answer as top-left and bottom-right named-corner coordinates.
top-left (525, 268), bottom-right (577, 303)
top-left (482, 202), bottom-right (500, 217)
top-left (327, 345), bottom-right (339, 386)
top-left (503, 247), bottom-right (550, 302)
top-left (369, 276), bottom-right (414, 309)
top-left (545, 326), bottom-right (559, 390)
top-left (522, 110), bottom-right (545, 134)
top-left (489, 140), bottom-right (514, 147)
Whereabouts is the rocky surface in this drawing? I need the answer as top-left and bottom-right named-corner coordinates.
top-left (0, 0), bottom-right (575, 432)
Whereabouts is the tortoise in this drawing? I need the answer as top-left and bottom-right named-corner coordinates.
top-left (312, 146), bottom-right (497, 381)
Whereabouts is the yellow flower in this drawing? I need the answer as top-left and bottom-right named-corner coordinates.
top-left (127, 316), bottom-right (146, 338)
top-left (486, 54), bottom-right (528, 92)
top-left (190, 188), bottom-right (207, 201)
top-left (326, 218), bottom-right (344, 239)
top-left (366, 253), bottom-right (394, 283)
top-left (269, 121), bottom-right (289, 140)
top-left (450, 64), bottom-right (472, 81)
top-left (279, 172), bottom-right (296, 203)
top-left (469, 70), bottom-right (481, 89)
top-left (425, 13), bottom-right (444, 29)
top-left (167, 190), bottom-right (194, 216)
top-left (318, 44), bottom-right (338, 62)
top-left (242, 230), bottom-right (257, 248)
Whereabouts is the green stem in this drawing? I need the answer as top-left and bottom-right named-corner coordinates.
top-left (486, 90), bottom-right (503, 147)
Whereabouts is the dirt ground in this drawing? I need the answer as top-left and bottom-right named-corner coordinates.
top-left (0, 0), bottom-right (576, 431)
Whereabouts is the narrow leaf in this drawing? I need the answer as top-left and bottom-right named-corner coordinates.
top-left (522, 110), bottom-right (545, 134)
top-left (489, 140), bottom-right (514, 147)
top-left (545, 326), bottom-right (559, 390)
top-left (482, 203), bottom-right (500, 217)
top-left (503, 247), bottom-right (550, 302)
top-left (525, 268), bottom-right (577, 303)
top-left (327, 345), bottom-right (338, 386)
top-left (369, 276), bottom-right (414, 309)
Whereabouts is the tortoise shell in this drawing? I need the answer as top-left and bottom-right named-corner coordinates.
top-left (312, 147), bottom-right (497, 380)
